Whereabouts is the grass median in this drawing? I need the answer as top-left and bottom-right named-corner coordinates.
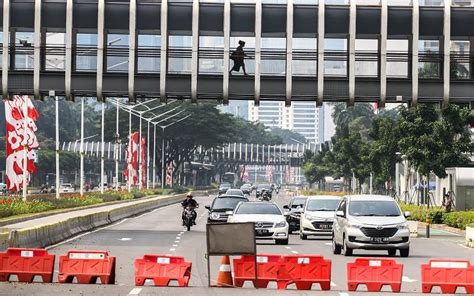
top-left (0, 186), bottom-right (190, 221)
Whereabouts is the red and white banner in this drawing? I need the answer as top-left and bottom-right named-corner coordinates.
top-left (140, 137), bottom-right (146, 187)
top-left (165, 163), bottom-right (173, 186)
top-left (241, 165), bottom-right (249, 183)
top-left (124, 132), bottom-right (139, 185)
top-left (4, 95), bottom-right (39, 192)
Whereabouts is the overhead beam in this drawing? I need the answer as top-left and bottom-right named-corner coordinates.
top-left (191, 0), bottom-right (199, 103)
top-left (97, 0), bottom-right (105, 102)
top-left (128, 0), bottom-right (137, 102)
top-left (33, 0), bottom-right (41, 100)
top-left (160, 0), bottom-right (168, 103)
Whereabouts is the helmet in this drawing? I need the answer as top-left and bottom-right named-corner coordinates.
top-left (186, 192), bottom-right (193, 198)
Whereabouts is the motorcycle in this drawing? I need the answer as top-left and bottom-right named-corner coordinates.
top-left (261, 190), bottom-right (272, 201)
top-left (182, 205), bottom-right (197, 231)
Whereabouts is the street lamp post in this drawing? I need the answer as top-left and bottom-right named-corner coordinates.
top-left (128, 108), bottom-right (132, 192)
top-left (147, 121), bottom-right (150, 189)
top-left (100, 101), bottom-right (105, 194)
top-left (54, 95), bottom-right (60, 199)
top-left (152, 123), bottom-right (157, 188)
top-left (115, 100), bottom-right (119, 191)
top-left (80, 97), bottom-right (85, 196)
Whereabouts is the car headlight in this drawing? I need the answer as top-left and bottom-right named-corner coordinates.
top-left (348, 222), bottom-right (362, 229)
top-left (396, 222), bottom-right (409, 230)
top-left (275, 221), bottom-right (287, 228)
top-left (210, 212), bottom-right (220, 220)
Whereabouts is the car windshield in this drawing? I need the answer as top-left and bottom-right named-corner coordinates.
top-left (213, 198), bottom-right (247, 211)
top-left (306, 199), bottom-right (340, 211)
top-left (257, 184), bottom-right (271, 190)
top-left (235, 203), bottom-right (281, 215)
top-left (349, 200), bottom-right (401, 217)
top-left (291, 198), bottom-right (307, 208)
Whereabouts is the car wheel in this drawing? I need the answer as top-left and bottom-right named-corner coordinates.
top-left (299, 232), bottom-right (307, 240)
top-left (388, 249), bottom-right (396, 256)
top-left (277, 238), bottom-right (289, 245)
top-left (400, 248), bottom-right (410, 257)
top-left (343, 235), bottom-right (353, 256)
top-left (332, 236), bottom-right (342, 255)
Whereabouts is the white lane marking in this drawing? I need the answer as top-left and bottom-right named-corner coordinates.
top-left (291, 250), bottom-right (298, 254)
top-left (174, 240), bottom-right (180, 243)
top-left (285, 246), bottom-right (291, 249)
top-left (169, 248), bottom-right (176, 252)
top-left (402, 276), bottom-right (417, 283)
top-left (176, 237), bottom-right (181, 240)
top-left (128, 288), bottom-right (142, 295)
top-left (180, 231), bottom-right (185, 234)
top-left (325, 242), bottom-right (332, 246)
top-left (339, 293), bottom-right (349, 296)
top-left (331, 281), bottom-right (337, 287)
top-left (177, 233), bottom-right (182, 237)
top-left (118, 238), bottom-right (132, 241)
top-left (45, 202), bottom-right (178, 250)
top-left (172, 244), bottom-right (178, 247)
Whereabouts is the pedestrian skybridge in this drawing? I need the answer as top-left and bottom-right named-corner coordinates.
top-left (2, 0), bottom-right (474, 107)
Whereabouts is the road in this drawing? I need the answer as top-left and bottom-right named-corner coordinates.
top-left (0, 191), bottom-right (472, 296)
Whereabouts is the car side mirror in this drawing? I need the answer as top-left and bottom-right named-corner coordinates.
top-left (336, 210), bottom-right (345, 218)
top-left (404, 211), bottom-right (411, 218)
top-left (205, 205), bottom-right (210, 211)
top-left (283, 205), bottom-right (289, 210)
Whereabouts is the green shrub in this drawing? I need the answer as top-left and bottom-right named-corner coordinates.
top-left (443, 211), bottom-right (474, 230)
top-left (0, 198), bottom-right (55, 218)
top-left (171, 185), bottom-right (188, 194)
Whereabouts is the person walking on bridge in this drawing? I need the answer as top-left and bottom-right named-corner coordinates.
top-left (229, 40), bottom-right (249, 76)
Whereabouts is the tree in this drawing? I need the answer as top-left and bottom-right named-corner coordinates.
top-left (398, 104), bottom-right (473, 191)
top-left (302, 142), bottom-right (333, 188)
top-left (368, 116), bottom-right (400, 189)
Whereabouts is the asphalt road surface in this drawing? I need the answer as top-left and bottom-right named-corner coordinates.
top-left (1, 191), bottom-right (472, 296)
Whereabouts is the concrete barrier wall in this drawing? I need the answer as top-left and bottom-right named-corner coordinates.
top-left (1, 193), bottom-right (191, 250)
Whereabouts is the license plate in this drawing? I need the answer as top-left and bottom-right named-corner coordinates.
top-left (256, 229), bottom-right (269, 235)
top-left (315, 224), bottom-right (330, 229)
top-left (371, 237), bottom-right (389, 243)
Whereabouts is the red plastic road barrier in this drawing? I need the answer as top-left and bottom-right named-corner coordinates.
top-left (347, 258), bottom-right (403, 292)
top-left (134, 255), bottom-right (192, 287)
top-left (421, 259), bottom-right (474, 294)
top-left (281, 255), bottom-right (331, 290)
top-left (0, 248), bottom-right (54, 283)
top-left (233, 254), bottom-right (286, 289)
top-left (58, 250), bottom-right (116, 284)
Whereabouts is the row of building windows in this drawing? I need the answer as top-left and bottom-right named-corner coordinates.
top-left (185, 0), bottom-right (474, 7)
top-left (3, 31), bottom-right (471, 80)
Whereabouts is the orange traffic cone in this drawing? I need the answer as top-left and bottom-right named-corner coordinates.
top-left (216, 255), bottom-right (233, 287)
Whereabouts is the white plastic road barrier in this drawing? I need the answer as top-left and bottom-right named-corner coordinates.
top-left (69, 253), bottom-right (105, 260)
top-left (20, 250), bottom-right (34, 257)
top-left (369, 260), bottom-right (382, 267)
top-left (157, 257), bottom-right (171, 264)
top-left (431, 261), bottom-right (468, 269)
top-left (256, 256), bottom-right (268, 263)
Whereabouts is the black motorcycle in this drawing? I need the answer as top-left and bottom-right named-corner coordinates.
top-left (182, 206), bottom-right (197, 231)
top-left (261, 190), bottom-right (272, 201)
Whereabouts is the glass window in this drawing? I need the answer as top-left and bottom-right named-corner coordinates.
top-left (293, 38), bottom-right (317, 76)
top-left (199, 36), bottom-right (223, 75)
top-left (107, 33), bottom-right (129, 73)
top-left (419, 40), bottom-right (440, 79)
top-left (420, 0), bottom-right (443, 6)
top-left (348, 200), bottom-right (401, 217)
top-left (261, 38), bottom-right (286, 76)
top-left (137, 34), bottom-right (160, 73)
top-left (76, 33), bottom-right (97, 71)
top-left (306, 199), bottom-right (340, 211)
top-left (45, 32), bottom-right (65, 71)
top-left (235, 203), bottom-right (282, 215)
top-left (229, 37), bottom-right (255, 75)
top-left (168, 35), bottom-right (192, 74)
top-left (212, 198), bottom-right (248, 211)
top-left (15, 32), bottom-right (34, 70)
top-left (324, 38), bottom-right (347, 77)
top-left (451, 40), bottom-right (470, 80)
top-left (387, 39), bottom-right (409, 78)
top-left (355, 39), bottom-right (378, 77)
top-left (387, 0), bottom-right (411, 5)
top-left (290, 197), bottom-right (307, 208)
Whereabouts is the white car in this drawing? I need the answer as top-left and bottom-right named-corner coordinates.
top-left (228, 201), bottom-right (289, 245)
top-left (332, 195), bottom-right (411, 257)
top-left (299, 195), bottom-right (341, 240)
top-left (59, 183), bottom-right (75, 193)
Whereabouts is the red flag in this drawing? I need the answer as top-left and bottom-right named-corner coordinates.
top-left (124, 132), bottom-right (139, 186)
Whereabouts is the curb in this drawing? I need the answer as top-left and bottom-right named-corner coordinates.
top-left (418, 222), bottom-right (466, 236)
top-left (0, 191), bottom-right (210, 250)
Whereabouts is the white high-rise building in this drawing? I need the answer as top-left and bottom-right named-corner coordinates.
top-left (248, 101), bottom-right (335, 143)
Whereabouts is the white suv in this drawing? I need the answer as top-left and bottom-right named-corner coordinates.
top-left (332, 195), bottom-right (411, 257)
top-left (299, 195), bottom-right (341, 240)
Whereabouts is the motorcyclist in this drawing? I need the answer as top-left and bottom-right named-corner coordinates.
top-left (181, 192), bottom-right (199, 225)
